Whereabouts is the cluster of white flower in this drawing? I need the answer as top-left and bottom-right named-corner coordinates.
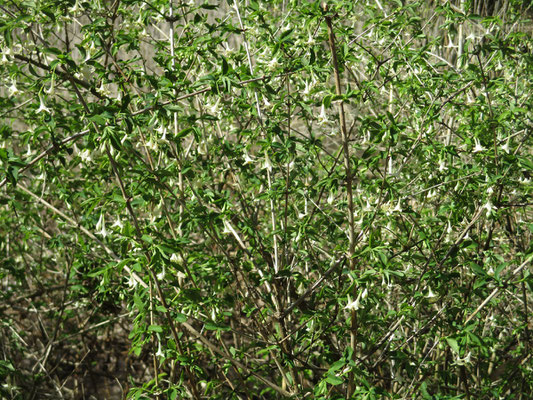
top-left (345, 288), bottom-right (368, 311)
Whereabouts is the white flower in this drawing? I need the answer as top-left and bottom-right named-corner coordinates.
top-left (95, 213), bottom-right (107, 237)
top-left (79, 149), bottom-right (92, 163)
top-left (472, 138), bottom-right (486, 153)
top-left (303, 80), bottom-right (312, 96)
top-left (36, 95), bottom-right (51, 113)
top-left (306, 32), bottom-right (316, 46)
top-left (445, 41), bottom-right (457, 49)
top-left (483, 200), bottom-right (494, 217)
top-left (155, 341), bottom-right (164, 358)
top-left (327, 191), bottom-right (335, 205)
top-left (455, 351), bottom-right (472, 366)
top-left (438, 159), bottom-right (447, 172)
top-left (222, 220), bottom-right (232, 234)
top-left (392, 200), bottom-right (402, 213)
top-left (427, 286), bottom-right (436, 298)
top-left (263, 152), bottom-right (272, 172)
top-left (0, 47), bottom-right (12, 64)
top-left (197, 140), bottom-right (207, 155)
top-left (127, 272), bottom-right (138, 288)
top-left (243, 151), bottom-right (254, 165)
top-left (146, 138), bottom-right (158, 151)
top-left (317, 104), bottom-right (329, 126)
top-left (45, 81), bottom-right (55, 95)
top-left (345, 295), bottom-right (361, 311)
top-left (157, 126), bottom-right (168, 143)
top-left (208, 98), bottom-right (221, 115)
top-left (170, 253), bottom-right (182, 264)
top-left (96, 81), bottom-right (111, 96)
top-left (157, 265), bottom-right (166, 280)
top-left (111, 217), bottom-right (123, 229)
top-left (345, 289), bottom-right (367, 311)
top-left (8, 81), bottom-right (20, 96)
top-left (221, 43), bottom-right (234, 57)
top-left (501, 138), bottom-right (510, 154)
top-left (69, 0), bottom-right (82, 13)
top-left (267, 57), bottom-right (280, 70)
top-left (177, 271), bottom-right (186, 287)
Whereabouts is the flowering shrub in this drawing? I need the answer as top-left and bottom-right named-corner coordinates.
top-left (1, 0), bottom-right (532, 398)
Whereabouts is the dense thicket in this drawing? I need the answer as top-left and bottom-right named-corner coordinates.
top-left (0, 0), bottom-right (532, 398)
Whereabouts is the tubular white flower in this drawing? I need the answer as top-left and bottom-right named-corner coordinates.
top-left (317, 104), bottom-right (329, 126)
top-left (263, 152), bottom-right (272, 172)
top-left (345, 295), bottom-right (361, 311)
top-left (472, 138), bottom-right (486, 153)
top-left (111, 217), bottom-right (123, 229)
top-left (79, 149), bottom-right (92, 163)
top-left (483, 200), bottom-right (494, 217)
top-left (155, 341), bottom-right (164, 358)
top-left (36, 95), bottom-right (51, 113)
top-left (97, 81), bottom-right (110, 96)
top-left (345, 288), bottom-right (367, 311)
top-left (127, 272), bottom-right (138, 288)
top-left (243, 151), bottom-right (254, 165)
top-left (8, 81), bottom-right (20, 96)
top-left (95, 213), bottom-right (108, 237)
top-left (501, 138), bottom-right (510, 154)
top-left (157, 265), bottom-right (166, 280)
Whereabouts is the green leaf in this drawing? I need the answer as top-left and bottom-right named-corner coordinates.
top-left (446, 337), bottom-right (460, 354)
top-left (42, 47), bottom-right (62, 56)
top-left (325, 374), bottom-right (343, 385)
top-left (148, 325), bottom-right (163, 333)
top-left (176, 127), bottom-right (194, 139)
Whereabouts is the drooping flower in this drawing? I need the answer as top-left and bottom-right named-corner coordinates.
top-left (345, 295), bottom-right (361, 311)
top-left (208, 98), bottom-right (221, 115)
top-left (392, 199), bottom-right (402, 213)
top-left (95, 213), bottom-right (107, 237)
top-left (96, 81), bottom-right (111, 96)
top-left (8, 81), bottom-right (20, 96)
top-left (111, 217), bottom-right (123, 230)
top-left (472, 138), bottom-right (486, 153)
top-left (483, 200), bottom-right (494, 217)
top-left (438, 159), bottom-right (447, 172)
top-left (36, 94), bottom-right (51, 113)
top-left (263, 152), bottom-right (272, 172)
top-left (79, 149), bottom-right (92, 163)
top-left (127, 272), bottom-right (138, 288)
top-left (155, 341), bottom-right (165, 358)
top-left (243, 151), bottom-right (254, 165)
top-left (317, 104), bottom-right (329, 126)
top-left (222, 219), bottom-right (232, 235)
top-left (306, 32), bottom-right (316, 46)
top-left (267, 57), bottom-right (280, 71)
top-left (157, 265), bottom-right (166, 280)
top-left (69, 0), bottom-right (82, 14)
top-left (345, 288), bottom-right (367, 311)
top-left (501, 138), bottom-right (510, 154)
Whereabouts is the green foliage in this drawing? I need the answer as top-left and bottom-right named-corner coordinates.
top-left (0, 0), bottom-right (532, 398)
